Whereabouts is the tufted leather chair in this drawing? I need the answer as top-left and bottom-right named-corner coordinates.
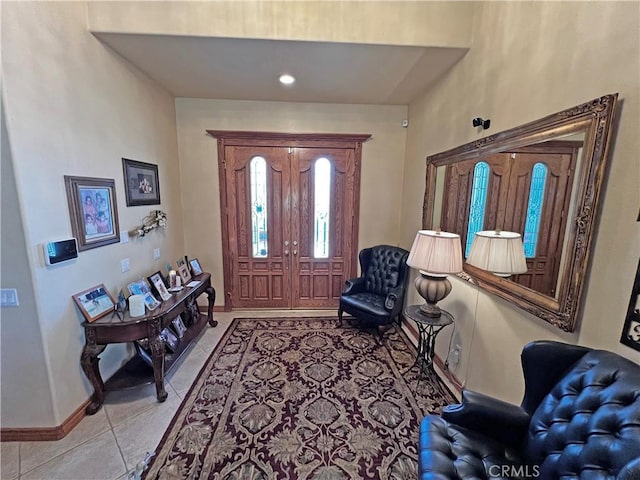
top-left (418, 340), bottom-right (640, 479)
top-left (337, 245), bottom-right (409, 336)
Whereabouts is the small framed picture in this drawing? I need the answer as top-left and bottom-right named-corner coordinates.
top-left (189, 258), bottom-right (203, 276)
top-left (161, 327), bottom-right (179, 352)
top-left (116, 289), bottom-right (127, 312)
top-left (64, 176), bottom-right (120, 251)
top-left (148, 271), bottom-right (172, 301)
top-left (122, 158), bottom-right (161, 206)
top-left (172, 316), bottom-right (187, 338)
top-left (72, 284), bottom-right (116, 322)
top-left (176, 257), bottom-right (192, 284)
top-left (135, 341), bottom-right (153, 367)
top-left (127, 279), bottom-right (161, 311)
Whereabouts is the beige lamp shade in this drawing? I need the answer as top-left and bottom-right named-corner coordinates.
top-left (407, 230), bottom-right (463, 275)
top-left (466, 230), bottom-right (528, 276)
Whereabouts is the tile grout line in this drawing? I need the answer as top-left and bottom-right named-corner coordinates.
top-left (107, 424), bottom-right (130, 479)
top-left (102, 405), bottom-right (129, 478)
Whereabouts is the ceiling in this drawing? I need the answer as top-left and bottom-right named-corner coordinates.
top-left (94, 33), bottom-right (468, 105)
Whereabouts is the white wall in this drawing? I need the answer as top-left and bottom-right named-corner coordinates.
top-left (1, 2), bottom-right (183, 427)
top-left (1, 106), bottom-right (56, 426)
top-left (87, 0), bottom-right (473, 48)
top-left (175, 98), bottom-right (408, 297)
top-left (401, 1), bottom-right (640, 404)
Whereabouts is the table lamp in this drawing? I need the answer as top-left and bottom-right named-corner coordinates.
top-left (466, 230), bottom-right (528, 277)
top-left (407, 230), bottom-right (463, 317)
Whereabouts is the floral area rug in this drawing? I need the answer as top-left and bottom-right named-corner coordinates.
top-left (143, 317), bottom-right (455, 480)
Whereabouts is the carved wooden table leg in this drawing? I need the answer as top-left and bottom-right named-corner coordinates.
top-left (81, 344), bottom-right (107, 415)
top-left (149, 333), bottom-right (168, 402)
top-left (206, 286), bottom-right (217, 326)
top-left (186, 297), bottom-right (200, 324)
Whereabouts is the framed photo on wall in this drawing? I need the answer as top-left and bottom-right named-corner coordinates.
top-left (620, 257), bottom-right (640, 352)
top-left (72, 284), bottom-right (116, 322)
top-left (64, 176), bottom-right (120, 251)
top-left (122, 158), bottom-right (161, 206)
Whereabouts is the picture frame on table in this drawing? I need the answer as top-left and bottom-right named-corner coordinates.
top-left (64, 176), bottom-right (120, 252)
top-left (116, 289), bottom-right (128, 313)
top-left (72, 284), bottom-right (116, 323)
top-left (161, 327), bottom-right (179, 352)
top-left (620, 257), bottom-right (640, 352)
top-left (172, 316), bottom-right (187, 338)
top-left (127, 279), bottom-right (161, 311)
top-left (176, 257), bottom-right (192, 284)
top-left (134, 341), bottom-right (153, 367)
top-left (189, 258), bottom-right (203, 276)
top-left (147, 271), bottom-right (172, 301)
top-left (122, 158), bottom-right (161, 206)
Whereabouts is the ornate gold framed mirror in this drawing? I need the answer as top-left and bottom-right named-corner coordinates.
top-left (422, 94), bottom-right (618, 332)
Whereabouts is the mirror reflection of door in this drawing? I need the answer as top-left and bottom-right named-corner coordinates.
top-left (217, 133), bottom-right (367, 309)
top-left (441, 140), bottom-right (580, 296)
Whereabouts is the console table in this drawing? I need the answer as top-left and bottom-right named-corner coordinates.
top-left (81, 273), bottom-right (216, 415)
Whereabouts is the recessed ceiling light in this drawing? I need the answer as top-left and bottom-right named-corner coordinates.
top-left (279, 74), bottom-right (295, 85)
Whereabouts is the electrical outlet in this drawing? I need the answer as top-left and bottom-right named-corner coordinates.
top-left (121, 258), bottom-right (131, 273)
top-left (448, 344), bottom-right (462, 369)
top-left (153, 248), bottom-right (161, 260)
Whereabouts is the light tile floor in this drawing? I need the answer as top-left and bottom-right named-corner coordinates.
top-left (0, 310), bottom-right (336, 480)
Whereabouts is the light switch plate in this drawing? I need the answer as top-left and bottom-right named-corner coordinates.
top-left (1, 289), bottom-right (19, 307)
top-left (153, 248), bottom-right (161, 260)
top-left (120, 230), bottom-right (129, 243)
top-left (121, 258), bottom-right (130, 273)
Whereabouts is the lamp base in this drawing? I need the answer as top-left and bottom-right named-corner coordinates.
top-left (419, 303), bottom-right (444, 317)
top-left (415, 273), bottom-right (452, 318)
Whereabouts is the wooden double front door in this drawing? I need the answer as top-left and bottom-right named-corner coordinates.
top-left (210, 131), bottom-right (370, 310)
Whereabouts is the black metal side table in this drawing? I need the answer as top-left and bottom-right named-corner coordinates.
top-left (404, 304), bottom-right (454, 393)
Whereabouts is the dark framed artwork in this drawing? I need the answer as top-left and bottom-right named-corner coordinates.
top-left (64, 176), bottom-right (120, 251)
top-left (122, 158), bottom-right (161, 206)
top-left (72, 284), bottom-right (116, 323)
top-left (620, 257), bottom-right (640, 352)
top-left (148, 271), bottom-right (172, 301)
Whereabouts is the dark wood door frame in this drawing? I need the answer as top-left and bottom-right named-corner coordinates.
top-left (207, 131), bottom-right (371, 311)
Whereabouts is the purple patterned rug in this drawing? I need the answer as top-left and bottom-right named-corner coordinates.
top-left (143, 317), bottom-right (455, 480)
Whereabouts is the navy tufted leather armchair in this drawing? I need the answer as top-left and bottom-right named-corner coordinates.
top-left (419, 340), bottom-right (640, 479)
top-left (338, 245), bottom-right (409, 337)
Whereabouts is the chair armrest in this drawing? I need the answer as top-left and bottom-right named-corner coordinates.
top-left (384, 283), bottom-right (405, 313)
top-left (342, 277), bottom-right (366, 295)
top-left (442, 390), bottom-right (530, 446)
top-left (618, 458), bottom-right (640, 480)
